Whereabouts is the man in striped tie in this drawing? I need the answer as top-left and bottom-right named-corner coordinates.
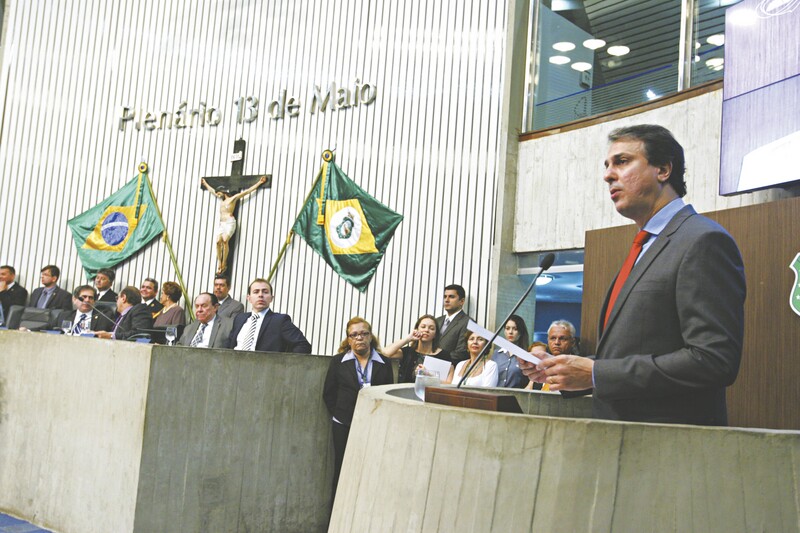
top-left (229, 279), bottom-right (312, 354)
top-left (178, 292), bottom-right (233, 349)
top-left (520, 125), bottom-right (746, 426)
top-left (54, 285), bottom-right (115, 335)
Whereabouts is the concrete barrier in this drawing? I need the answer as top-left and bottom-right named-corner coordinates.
top-left (0, 331), bottom-right (335, 533)
top-left (331, 384), bottom-right (800, 532)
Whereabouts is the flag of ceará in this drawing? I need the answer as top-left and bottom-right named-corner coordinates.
top-left (292, 157), bottom-right (403, 292)
top-left (68, 169), bottom-right (164, 278)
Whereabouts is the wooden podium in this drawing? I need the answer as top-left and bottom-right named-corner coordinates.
top-left (425, 387), bottom-right (522, 414)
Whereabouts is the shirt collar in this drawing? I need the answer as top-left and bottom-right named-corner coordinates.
top-left (642, 197), bottom-right (685, 237)
top-left (341, 348), bottom-right (385, 363)
top-left (445, 309), bottom-right (462, 320)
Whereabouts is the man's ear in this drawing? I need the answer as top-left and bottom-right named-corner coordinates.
top-left (657, 162), bottom-right (673, 183)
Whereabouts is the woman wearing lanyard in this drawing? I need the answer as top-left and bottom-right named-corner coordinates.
top-left (490, 314), bottom-right (530, 388)
top-left (323, 316), bottom-right (394, 498)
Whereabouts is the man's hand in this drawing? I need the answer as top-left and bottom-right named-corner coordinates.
top-left (519, 357), bottom-right (549, 384)
top-left (0, 280), bottom-right (7, 292)
top-left (536, 355), bottom-right (594, 391)
top-left (95, 331), bottom-right (113, 339)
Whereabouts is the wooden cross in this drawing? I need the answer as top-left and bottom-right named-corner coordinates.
top-left (202, 138), bottom-right (273, 194)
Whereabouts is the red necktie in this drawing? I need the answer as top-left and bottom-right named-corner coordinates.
top-left (604, 230), bottom-right (651, 329)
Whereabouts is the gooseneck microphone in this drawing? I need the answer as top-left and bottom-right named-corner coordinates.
top-left (457, 252), bottom-right (556, 388)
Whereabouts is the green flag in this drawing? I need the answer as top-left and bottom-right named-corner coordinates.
top-left (68, 170), bottom-right (165, 278)
top-left (790, 253), bottom-right (800, 317)
top-left (292, 158), bottom-right (403, 292)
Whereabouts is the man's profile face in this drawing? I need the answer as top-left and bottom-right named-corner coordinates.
top-left (247, 282), bottom-right (273, 313)
top-left (0, 268), bottom-right (13, 284)
top-left (213, 279), bottom-right (230, 300)
top-left (76, 290), bottom-right (95, 313)
top-left (443, 289), bottom-right (464, 313)
top-left (603, 139), bottom-right (669, 226)
top-left (194, 294), bottom-right (218, 324)
top-left (548, 325), bottom-right (574, 356)
top-left (40, 268), bottom-right (57, 287)
top-left (116, 293), bottom-right (128, 313)
top-left (140, 281), bottom-right (156, 300)
top-left (95, 273), bottom-right (112, 291)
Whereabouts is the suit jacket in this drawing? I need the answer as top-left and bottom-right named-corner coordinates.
top-left (179, 316), bottom-right (233, 348)
top-left (217, 297), bottom-right (244, 320)
top-left (0, 283), bottom-right (28, 317)
top-left (97, 289), bottom-right (117, 303)
top-left (323, 350), bottom-right (394, 426)
top-left (114, 303), bottom-right (155, 340)
top-left (229, 309), bottom-right (312, 353)
top-left (436, 311), bottom-right (471, 363)
top-left (592, 205), bottom-right (745, 426)
top-left (56, 309), bottom-right (115, 333)
top-left (29, 286), bottom-right (73, 311)
top-left (144, 299), bottom-right (163, 317)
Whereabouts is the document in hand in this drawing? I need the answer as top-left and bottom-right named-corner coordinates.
top-left (467, 320), bottom-right (543, 365)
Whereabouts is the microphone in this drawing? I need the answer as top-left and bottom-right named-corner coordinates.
top-left (457, 253), bottom-right (556, 388)
top-left (82, 296), bottom-right (118, 328)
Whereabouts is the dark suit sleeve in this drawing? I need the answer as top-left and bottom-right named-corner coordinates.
top-left (450, 315), bottom-right (470, 362)
top-left (280, 314), bottom-right (312, 353)
top-left (228, 314), bottom-right (246, 348)
top-left (51, 288), bottom-right (74, 311)
top-left (594, 229), bottom-right (745, 401)
top-left (117, 305), bottom-right (155, 340)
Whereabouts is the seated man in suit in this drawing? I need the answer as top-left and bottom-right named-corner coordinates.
top-left (29, 265), bottom-right (73, 311)
top-left (0, 265), bottom-right (28, 318)
top-left (436, 284), bottom-right (470, 364)
top-left (178, 292), bottom-right (233, 349)
top-left (93, 268), bottom-right (118, 303)
top-left (55, 285), bottom-right (115, 334)
top-left (139, 278), bottom-right (163, 317)
top-left (213, 275), bottom-right (244, 319)
top-left (96, 286), bottom-right (154, 340)
top-left (229, 279), bottom-right (312, 353)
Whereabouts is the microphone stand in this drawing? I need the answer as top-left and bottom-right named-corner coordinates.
top-left (457, 253), bottom-right (555, 388)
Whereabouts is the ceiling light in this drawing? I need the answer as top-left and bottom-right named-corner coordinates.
top-left (707, 34), bottom-right (725, 46)
top-left (695, 41), bottom-right (701, 49)
top-left (535, 275), bottom-right (553, 286)
top-left (549, 55), bottom-right (571, 65)
top-left (571, 62), bottom-right (592, 72)
top-left (607, 45), bottom-right (630, 56)
top-left (553, 41), bottom-right (576, 52)
top-left (583, 38), bottom-right (606, 50)
top-left (706, 57), bottom-right (724, 68)
top-left (646, 89), bottom-right (659, 100)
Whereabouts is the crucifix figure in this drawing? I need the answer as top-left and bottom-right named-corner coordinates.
top-left (201, 139), bottom-right (272, 275)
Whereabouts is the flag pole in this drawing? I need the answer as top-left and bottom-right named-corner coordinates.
top-left (266, 150), bottom-right (333, 283)
top-left (138, 162), bottom-right (195, 321)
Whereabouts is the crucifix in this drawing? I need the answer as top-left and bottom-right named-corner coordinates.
top-left (201, 138), bottom-right (272, 276)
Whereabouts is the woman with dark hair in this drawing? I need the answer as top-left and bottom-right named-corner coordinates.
top-left (444, 331), bottom-right (498, 387)
top-left (384, 314), bottom-right (451, 382)
top-left (323, 317), bottom-right (394, 496)
top-left (153, 281), bottom-right (186, 327)
top-left (491, 314), bottom-right (530, 388)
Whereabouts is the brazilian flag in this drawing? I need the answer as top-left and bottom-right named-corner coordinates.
top-left (68, 168), bottom-right (165, 278)
top-left (293, 155), bottom-right (403, 292)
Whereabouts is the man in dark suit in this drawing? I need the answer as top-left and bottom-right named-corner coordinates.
top-left (178, 292), bottom-right (233, 348)
top-left (139, 278), bottom-right (163, 316)
top-left (213, 275), bottom-right (244, 320)
top-left (435, 284), bottom-right (470, 364)
top-left (29, 265), bottom-right (72, 311)
top-left (55, 285), bottom-right (114, 334)
top-left (521, 125), bottom-right (746, 426)
top-left (96, 286), bottom-right (154, 340)
top-left (229, 279), bottom-right (311, 353)
top-left (94, 268), bottom-right (117, 303)
top-left (0, 265), bottom-right (28, 318)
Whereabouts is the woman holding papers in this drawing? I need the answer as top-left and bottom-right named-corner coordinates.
top-left (383, 314), bottom-right (451, 382)
top-left (490, 314), bottom-right (530, 388)
top-left (445, 331), bottom-right (498, 387)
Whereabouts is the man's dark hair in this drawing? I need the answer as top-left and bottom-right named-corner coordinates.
top-left (120, 286), bottom-right (142, 305)
top-left (97, 268), bottom-right (116, 283)
top-left (73, 285), bottom-right (97, 298)
top-left (143, 277), bottom-right (159, 292)
top-left (444, 284), bottom-right (465, 300)
top-left (196, 292), bottom-right (219, 306)
top-left (248, 278), bottom-right (273, 295)
top-left (41, 264), bottom-right (61, 279)
top-left (214, 274), bottom-right (230, 287)
top-left (0, 265), bottom-right (15, 275)
top-left (608, 124), bottom-right (687, 197)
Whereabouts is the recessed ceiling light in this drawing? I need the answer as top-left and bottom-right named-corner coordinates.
top-left (607, 45), bottom-right (630, 56)
top-left (535, 275), bottom-right (553, 286)
top-left (706, 57), bottom-right (724, 68)
top-left (549, 55), bottom-right (571, 65)
top-left (553, 41), bottom-right (576, 52)
top-left (571, 62), bottom-right (592, 72)
top-left (583, 38), bottom-right (606, 50)
top-left (695, 41), bottom-right (701, 49)
top-left (707, 34), bottom-right (725, 46)
top-left (646, 89), bottom-right (659, 100)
